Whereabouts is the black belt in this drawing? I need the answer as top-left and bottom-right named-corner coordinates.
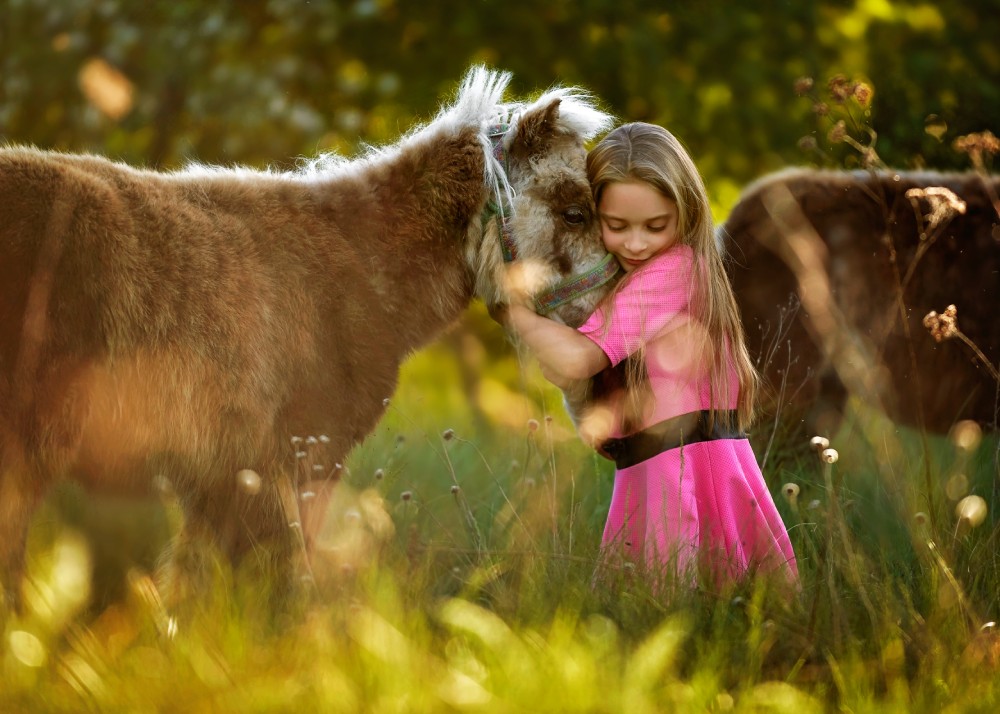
top-left (600, 410), bottom-right (744, 470)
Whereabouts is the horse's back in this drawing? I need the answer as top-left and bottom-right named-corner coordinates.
top-left (725, 167), bottom-right (1000, 434)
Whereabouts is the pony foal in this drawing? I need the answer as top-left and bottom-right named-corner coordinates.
top-left (0, 67), bottom-right (615, 607)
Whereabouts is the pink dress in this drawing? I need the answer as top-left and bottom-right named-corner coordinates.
top-left (579, 245), bottom-right (798, 586)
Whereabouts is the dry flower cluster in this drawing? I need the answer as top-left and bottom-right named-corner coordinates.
top-left (953, 130), bottom-right (1000, 166)
top-left (922, 304), bottom-right (959, 343)
top-left (905, 186), bottom-right (967, 232)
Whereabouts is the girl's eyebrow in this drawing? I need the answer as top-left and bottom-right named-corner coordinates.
top-left (599, 211), bottom-right (674, 221)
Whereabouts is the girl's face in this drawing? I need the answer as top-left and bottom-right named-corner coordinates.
top-left (597, 180), bottom-right (680, 272)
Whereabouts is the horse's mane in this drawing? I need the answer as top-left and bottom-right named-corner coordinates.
top-left (302, 67), bottom-right (612, 201)
top-left (163, 67), bottom-right (613, 209)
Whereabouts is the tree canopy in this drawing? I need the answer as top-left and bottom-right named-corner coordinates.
top-left (4, 0), bottom-right (997, 206)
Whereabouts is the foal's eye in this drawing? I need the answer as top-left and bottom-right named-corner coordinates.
top-left (562, 206), bottom-right (587, 226)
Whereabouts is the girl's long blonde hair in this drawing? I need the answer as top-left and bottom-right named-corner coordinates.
top-left (587, 122), bottom-right (758, 431)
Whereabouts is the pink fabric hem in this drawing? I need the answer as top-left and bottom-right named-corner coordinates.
top-left (599, 438), bottom-right (798, 586)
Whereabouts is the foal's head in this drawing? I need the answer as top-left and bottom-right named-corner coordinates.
top-left (463, 71), bottom-right (617, 327)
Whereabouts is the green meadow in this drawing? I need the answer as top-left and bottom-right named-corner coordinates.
top-left (3, 326), bottom-right (998, 712)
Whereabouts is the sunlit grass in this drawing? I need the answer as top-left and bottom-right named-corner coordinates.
top-left (3, 322), bottom-right (999, 712)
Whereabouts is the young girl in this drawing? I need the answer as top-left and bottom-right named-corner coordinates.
top-left (499, 122), bottom-right (797, 586)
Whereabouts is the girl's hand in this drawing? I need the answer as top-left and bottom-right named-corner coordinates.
top-left (486, 301), bottom-right (510, 328)
top-left (505, 304), bottom-right (610, 383)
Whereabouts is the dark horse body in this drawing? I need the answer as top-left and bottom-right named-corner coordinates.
top-left (724, 168), bottom-right (999, 440)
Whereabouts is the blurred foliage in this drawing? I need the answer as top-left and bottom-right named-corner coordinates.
top-left (3, 0), bottom-right (998, 184)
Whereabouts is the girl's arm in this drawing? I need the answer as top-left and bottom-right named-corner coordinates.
top-left (503, 304), bottom-right (610, 389)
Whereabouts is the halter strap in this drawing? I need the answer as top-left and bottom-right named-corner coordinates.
top-left (483, 124), bottom-right (518, 262)
top-left (533, 254), bottom-right (620, 315)
top-left (481, 123), bottom-right (621, 314)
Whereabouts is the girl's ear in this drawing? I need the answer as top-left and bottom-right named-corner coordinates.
top-left (511, 98), bottom-right (563, 160)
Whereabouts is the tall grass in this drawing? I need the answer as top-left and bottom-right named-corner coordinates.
top-left (2, 341), bottom-right (998, 713)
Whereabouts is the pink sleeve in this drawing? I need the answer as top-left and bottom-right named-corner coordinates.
top-left (578, 247), bottom-right (694, 366)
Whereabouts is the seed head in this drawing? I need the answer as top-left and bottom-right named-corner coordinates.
top-left (450, 484), bottom-right (460, 495)
top-left (793, 76), bottom-right (814, 96)
top-left (810, 435), bottom-right (830, 451)
top-left (914, 511), bottom-right (929, 527)
top-left (827, 74), bottom-right (851, 102)
top-left (906, 187), bottom-right (967, 229)
top-left (382, 398), bottom-right (391, 407)
top-left (953, 130), bottom-right (1000, 160)
top-left (950, 420), bottom-right (983, 453)
top-left (306, 436), bottom-right (318, 445)
top-left (400, 490), bottom-right (413, 502)
top-left (344, 508), bottom-right (361, 524)
top-left (797, 135), bottom-right (818, 152)
top-left (955, 495), bottom-right (988, 528)
top-left (527, 418), bottom-right (540, 432)
top-left (374, 468), bottom-right (385, 480)
top-left (236, 469), bottom-right (262, 495)
top-left (782, 482), bottom-right (800, 506)
top-left (291, 436), bottom-right (303, 445)
top-left (821, 448), bottom-right (839, 464)
top-left (945, 472), bottom-right (969, 501)
top-left (923, 304), bottom-right (959, 343)
top-left (827, 120), bottom-right (848, 144)
top-left (442, 428), bottom-right (456, 441)
top-left (319, 434), bottom-right (331, 444)
top-left (852, 82), bottom-right (874, 108)
top-left (153, 474), bottom-right (175, 497)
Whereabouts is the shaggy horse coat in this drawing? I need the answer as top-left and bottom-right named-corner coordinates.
top-left (0, 67), bottom-right (614, 606)
top-left (724, 168), bottom-right (999, 438)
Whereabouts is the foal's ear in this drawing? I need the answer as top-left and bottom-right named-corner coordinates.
top-left (512, 98), bottom-right (563, 159)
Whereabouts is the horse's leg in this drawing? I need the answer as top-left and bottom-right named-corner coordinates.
top-left (0, 444), bottom-right (48, 614)
top-left (154, 496), bottom-right (222, 613)
top-left (156, 470), bottom-right (313, 613)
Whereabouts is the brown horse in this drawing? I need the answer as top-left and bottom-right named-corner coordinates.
top-left (0, 67), bottom-right (617, 607)
top-left (724, 168), bottom-right (1000, 443)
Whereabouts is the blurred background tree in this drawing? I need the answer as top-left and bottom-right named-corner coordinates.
top-left (4, 0), bottom-right (997, 177)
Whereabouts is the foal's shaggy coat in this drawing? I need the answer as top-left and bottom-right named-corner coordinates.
top-left (0, 67), bottom-right (613, 605)
top-left (724, 168), bottom-right (999, 437)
